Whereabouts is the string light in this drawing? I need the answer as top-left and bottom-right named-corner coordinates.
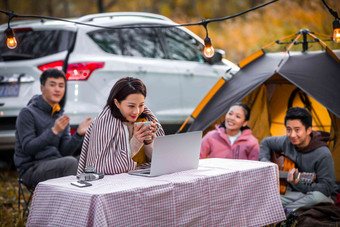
top-left (3, 11), bottom-right (17, 49)
top-left (321, 0), bottom-right (340, 43)
top-left (5, 27), bottom-right (17, 49)
top-left (0, 0), bottom-right (278, 51)
top-left (333, 18), bottom-right (340, 43)
top-left (204, 37), bottom-right (214, 58)
top-left (202, 23), bottom-right (214, 58)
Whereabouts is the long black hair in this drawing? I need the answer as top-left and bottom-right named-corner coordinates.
top-left (106, 77), bottom-right (148, 121)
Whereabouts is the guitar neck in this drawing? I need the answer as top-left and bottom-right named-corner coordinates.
top-left (279, 171), bottom-right (299, 179)
top-left (273, 154), bottom-right (315, 184)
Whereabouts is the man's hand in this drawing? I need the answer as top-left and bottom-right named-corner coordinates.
top-left (76, 117), bottom-right (92, 136)
top-left (52, 115), bottom-right (70, 135)
top-left (287, 168), bottom-right (300, 185)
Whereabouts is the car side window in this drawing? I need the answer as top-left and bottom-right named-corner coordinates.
top-left (162, 27), bottom-right (204, 62)
top-left (120, 27), bottom-right (165, 59)
top-left (88, 27), bottom-right (165, 59)
top-left (88, 29), bottom-right (122, 55)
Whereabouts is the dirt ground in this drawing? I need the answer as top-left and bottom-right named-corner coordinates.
top-left (0, 168), bottom-right (28, 227)
top-left (0, 149), bottom-right (28, 227)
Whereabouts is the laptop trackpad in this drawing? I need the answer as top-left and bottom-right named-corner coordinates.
top-left (137, 169), bottom-right (150, 175)
top-left (128, 169), bottom-right (151, 176)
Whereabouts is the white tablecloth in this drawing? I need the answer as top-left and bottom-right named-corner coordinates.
top-left (27, 158), bottom-right (286, 226)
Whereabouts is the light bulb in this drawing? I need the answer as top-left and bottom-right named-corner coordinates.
top-left (204, 36), bottom-right (215, 58)
top-left (334, 28), bottom-right (340, 43)
top-left (333, 19), bottom-right (340, 43)
top-left (7, 36), bottom-right (17, 49)
top-left (5, 27), bottom-right (17, 49)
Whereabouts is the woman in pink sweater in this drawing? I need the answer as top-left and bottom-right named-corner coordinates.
top-left (200, 102), bottom-right (259, 160)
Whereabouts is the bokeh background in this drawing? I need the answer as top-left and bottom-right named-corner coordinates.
top-left (0, 0), bottom-right (339, 226)
top-left (1, 0), bottom-right (339, 63)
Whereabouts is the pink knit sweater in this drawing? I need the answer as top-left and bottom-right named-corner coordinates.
top-left (200, 125), bottom-right (259, 160)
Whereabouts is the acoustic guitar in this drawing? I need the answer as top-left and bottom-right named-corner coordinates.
top-left (271, 152), bottom-right (315, 194)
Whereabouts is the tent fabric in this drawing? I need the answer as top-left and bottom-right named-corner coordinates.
top-left (278, 51), bottom-right (340, 118)
top-left (185, 50), bottom-right (340, 181)
top-left (331, 114), bottom-right (340, 179)
top-left (267, 84), bottom-right (331, 136)
top-left (187, 50), bottom-right (340, 132)
top-left (241, 85), bottom-right (271, 142)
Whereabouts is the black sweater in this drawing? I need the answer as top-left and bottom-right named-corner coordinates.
top-left (260, 131), bottom-right (337, 201)
top-left (14, 95), bottom-right (83, 175)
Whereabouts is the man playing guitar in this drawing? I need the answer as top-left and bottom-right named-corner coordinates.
top-left (259, 107), bottom-right (337, 210)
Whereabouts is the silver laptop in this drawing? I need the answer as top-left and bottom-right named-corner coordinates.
top-left (128, 131), bottom-right (202, 177)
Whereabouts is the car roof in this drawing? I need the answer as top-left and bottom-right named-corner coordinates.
top-left (77, 12), bottom-right (173, 22)
top-left (0, 19), bottom-right (78, 30)
top-left (0, 12), bottom-right (175, 30)
top-left (0, 11), bottom-right (203, 45)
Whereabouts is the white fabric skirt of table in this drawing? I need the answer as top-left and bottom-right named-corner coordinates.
top-left (27, 158), bottom-right (285, 226)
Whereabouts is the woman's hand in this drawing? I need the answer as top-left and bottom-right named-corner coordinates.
top-left (145, 121), bottom-right (158, 144)
top-left (133, 121), bottom-right (157, 144)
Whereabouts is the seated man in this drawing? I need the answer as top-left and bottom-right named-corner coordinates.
top-left (14, 68), bottom-right (91, 188)
top-left (259, 107), bottom-right (337, 210)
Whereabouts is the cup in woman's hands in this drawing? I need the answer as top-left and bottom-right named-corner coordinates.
top-left (135, 121), bottom-right (161, 140)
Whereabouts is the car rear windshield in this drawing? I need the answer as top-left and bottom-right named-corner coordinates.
top-left (0, 29), bottom-right (75, 61)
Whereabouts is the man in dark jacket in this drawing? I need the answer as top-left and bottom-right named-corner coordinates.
top-left (260, 107), bottom-right (337, 210)
top-left (14, 68), bottom-right (91, 188)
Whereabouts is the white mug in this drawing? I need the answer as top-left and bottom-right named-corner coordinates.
top-left (135, 121), bottom-right (161, 140)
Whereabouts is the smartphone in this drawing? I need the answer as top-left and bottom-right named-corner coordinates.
top-left (71, 180), bottom-right (92, 188)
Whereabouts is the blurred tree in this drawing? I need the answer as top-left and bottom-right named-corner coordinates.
top-left (97, 0), bottom-right (117, 13)
top-left (2, 0), bottom-right (8, 10)
top-left (0, 0), bottom-right (338, 62)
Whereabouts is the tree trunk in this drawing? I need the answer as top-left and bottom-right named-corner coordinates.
top-left (3, 0), bottom-right (9, 10)
top-left (98, 0), bottom-right (104, 13)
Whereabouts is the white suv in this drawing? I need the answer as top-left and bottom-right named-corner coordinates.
top-left (0, 12), bottom-right (238, 150)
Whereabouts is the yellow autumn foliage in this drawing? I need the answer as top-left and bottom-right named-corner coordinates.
top-left (0, 0), bottom-right (339, 63)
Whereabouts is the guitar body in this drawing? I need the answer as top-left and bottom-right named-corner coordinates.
top-left (271, 152), bottom-right (315, 195)
top-left (271, 152), bottom-right (296, 195)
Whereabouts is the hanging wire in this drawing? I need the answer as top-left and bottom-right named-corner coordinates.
top-left (321, 0), bottom-right (339, 20)
top-left (0, 0), bottom-right (279, 30)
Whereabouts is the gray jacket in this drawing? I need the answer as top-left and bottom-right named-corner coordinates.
top-left (14, 95), bottom-right (83, 175)
top-left (259, 133), bottom-right (337, 201)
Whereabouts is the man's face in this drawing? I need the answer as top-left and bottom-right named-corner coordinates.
top-left (286, 119), bottom-right (312, 149)
top-left (40, 77), bottom-right (65, 106)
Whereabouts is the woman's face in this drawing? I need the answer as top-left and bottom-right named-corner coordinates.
top-left (114, 93), bottom-right (145, 123)
top-left (225, 105), bottom-right (248, 131)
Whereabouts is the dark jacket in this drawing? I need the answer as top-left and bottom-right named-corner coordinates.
top-left (259, 131), bottom-right (337, 201)
top-left (14, 95), bottom-right (83, 175)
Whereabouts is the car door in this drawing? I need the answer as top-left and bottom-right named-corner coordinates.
top-left (116, 26), bottom-right (183, 124)
top-left (79, 26), bottom-right (182, 125)
top-left (161, 27), bottom-right (229, 118)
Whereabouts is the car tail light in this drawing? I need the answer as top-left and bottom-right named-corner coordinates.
top-left (70, 128), bottom-right (77, 135)
top-left (38, 61), bottom-right (64, 71)
top-left (13, 28), bottom-right (33, 33)
top-left (66, 62), bottom-right (105, 81)
top-left (38, 61), bottom-right (105, 81)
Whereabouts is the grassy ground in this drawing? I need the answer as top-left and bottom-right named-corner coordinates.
top-left (0, 168), bottom-right (28, 227)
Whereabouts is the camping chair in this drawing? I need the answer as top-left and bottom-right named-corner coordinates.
top-left (18, 178), bottom-right (34, 216)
